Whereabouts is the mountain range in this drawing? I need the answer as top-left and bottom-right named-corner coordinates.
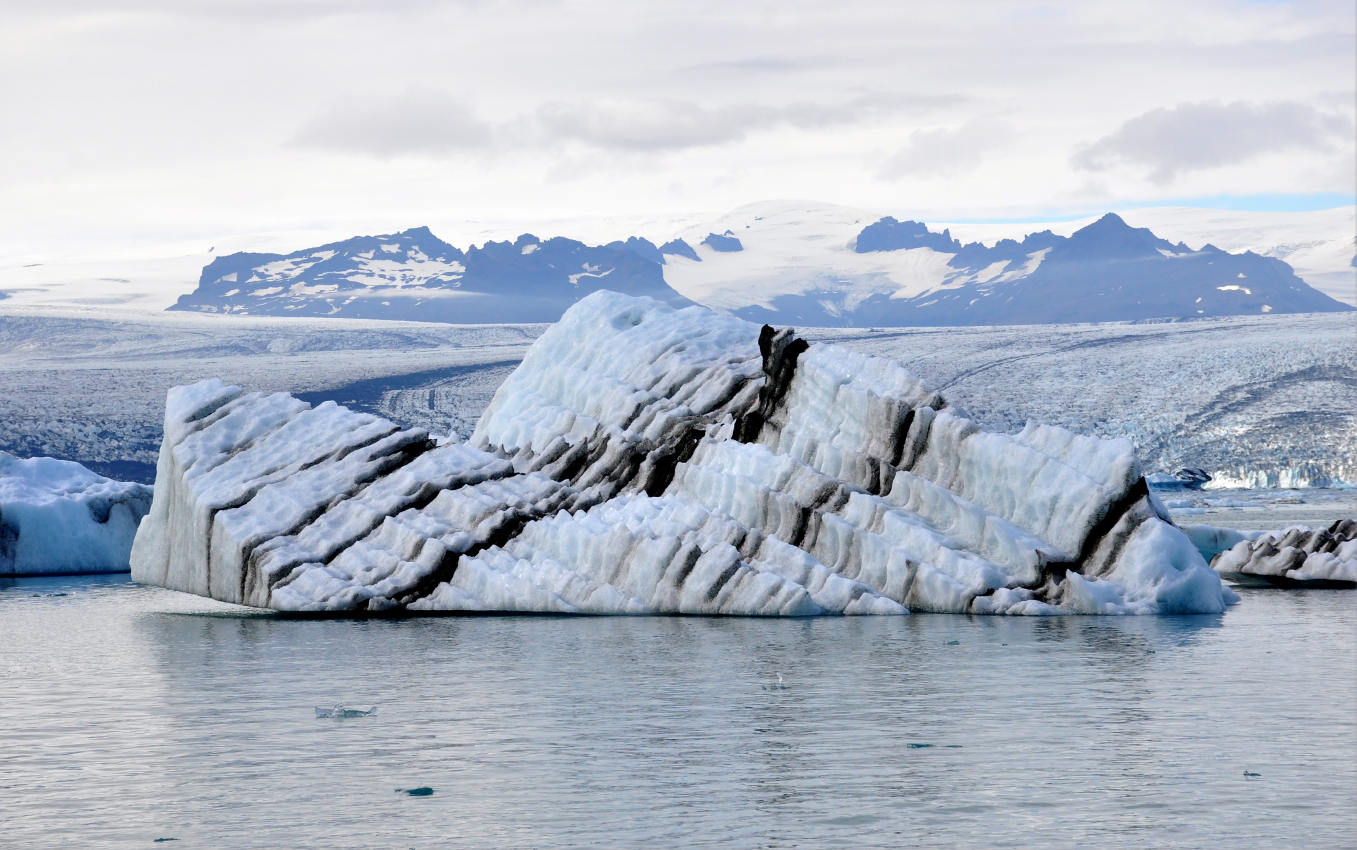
top-left (172, 227), bottom-right (698, 322)
top-left (170, 204), bottom-right (1353, 326)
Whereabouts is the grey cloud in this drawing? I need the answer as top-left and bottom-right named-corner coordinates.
top-left (881, 117), bottom-right (1012, 178)
top-left (292, 90), bottom-right (958, 157)
top-left (1073, 100), bottom-right (1353, 182)
top-left (677, 56), bottom-right (819, 75)
top-left (9, 0), bottom-right (468, 22)
top-left (532, 98), bottom-right (921, 152)
top-left (292, 91), bottom-right (494, 157)
top-left (533, 100), bottom-right (757, 152)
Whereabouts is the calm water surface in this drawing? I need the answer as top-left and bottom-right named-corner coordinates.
top-left (1, 575), bottom-right (1353, 849)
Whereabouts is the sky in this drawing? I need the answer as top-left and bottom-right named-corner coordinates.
top-left (2, 0), bottom-right (1354, 259)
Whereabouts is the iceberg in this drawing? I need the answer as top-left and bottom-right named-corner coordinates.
top-left (1, 451), bottom-right (153, 576)
top-left (130, 291), bottom-right (1234, 615)
top-left (1212, 520), bottom-right (1356, 587)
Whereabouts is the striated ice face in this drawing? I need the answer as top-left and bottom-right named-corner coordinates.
top-left (130, 291), bottom-right (1235, 615)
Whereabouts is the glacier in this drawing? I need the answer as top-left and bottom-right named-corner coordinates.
top-left (1212, 520), bottom-right (1356, 587)
top-left (131, 291), bottom-right (1236, 615)
top-left (0, 451), bottom-right (153, 576)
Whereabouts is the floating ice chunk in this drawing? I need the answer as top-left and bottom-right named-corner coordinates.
top-left (316, 704), bottom-right (378, 719)
top-left (1180, 524), bottom-right (1266, 563)
top-left (0, 451), bottom-right (153, 576)
top-left (1212, 521), bottom-right (1356, 586)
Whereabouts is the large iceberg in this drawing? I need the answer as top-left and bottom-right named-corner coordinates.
top-left (131, 291), bottom-right (1234, 615)
top-left (1, 452), bottom-right (153, 576)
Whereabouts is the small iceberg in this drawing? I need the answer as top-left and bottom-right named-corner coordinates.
top-left (1146, 467), bottom-right (1211, 491)
top-left (1212, 520), bottom-right (1356, 587)
top-left (315, 704), bottom-right (378, 719)
top-left (0, 451), bottom-right (152, 576)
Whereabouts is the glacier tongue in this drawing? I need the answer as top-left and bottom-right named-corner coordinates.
top-left (130, 291), bottom-right (1233, 615)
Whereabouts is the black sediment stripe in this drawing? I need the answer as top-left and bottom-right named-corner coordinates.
top-left (669, 540), bottom-right (706, 591)
top-left (0, 511), bottom-right (16, 568)
top-left (257, 473), bottom-right (460, 598)
top-left (242, 433), bottom-right (438, 602)
top-left (642, 425), bottom-right (708, 497)
top-left (392, 484), bottom-right (583, 607)
top-left (1027, 477), bottom-right (1153, 599)
top-left (887, 408), bottom-right (916, 469)
top-left (734, 325), bottom-right (809, 444)
top-left (704, 561), bottom-right (742, 602)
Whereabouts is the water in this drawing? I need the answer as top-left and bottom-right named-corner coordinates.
top-left (1, 576), bottom-right (1354, 849)
top-left (1163, 487), bottom-right (1357, 531)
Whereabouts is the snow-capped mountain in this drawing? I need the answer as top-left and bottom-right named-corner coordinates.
top-left (170, 226), bottom-right (697, 322)
top-left (167, 202), bottom-right (1352, 326)
top-left (660, 202), bottom-right (1353, 326)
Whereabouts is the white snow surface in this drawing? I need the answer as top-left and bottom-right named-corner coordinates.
top-left (0, 451), bottom-right (153, 575)
top-left (131, 291), bottom-right (1232, 616)
top-left (662, 202), bottom-right (961, 312)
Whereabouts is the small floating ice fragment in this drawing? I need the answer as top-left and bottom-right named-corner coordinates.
top-left (315, 703), bottom-right (378, 719)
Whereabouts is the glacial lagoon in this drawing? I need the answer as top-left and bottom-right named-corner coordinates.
top-left (2, 574), bottom-right (1352, 848)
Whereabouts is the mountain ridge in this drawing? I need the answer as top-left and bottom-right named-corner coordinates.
top-left (169, 207), bottom-right (1353, 326)
top-left (171, 227), bottom-right (697, 323)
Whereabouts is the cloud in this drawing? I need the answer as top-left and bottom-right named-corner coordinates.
top-left (880, 117), bottom-right (1013, 178)
top-left (292, 90), bottom-right (494, 157)
top-left (1073, 100), bottom-right (1353, 183)
top-left (293, 89), bottom-right (961, 157)
top-left (8, 0), bottom-right (462, 23)
top-left (533, 100), bottom-right (759, 152)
